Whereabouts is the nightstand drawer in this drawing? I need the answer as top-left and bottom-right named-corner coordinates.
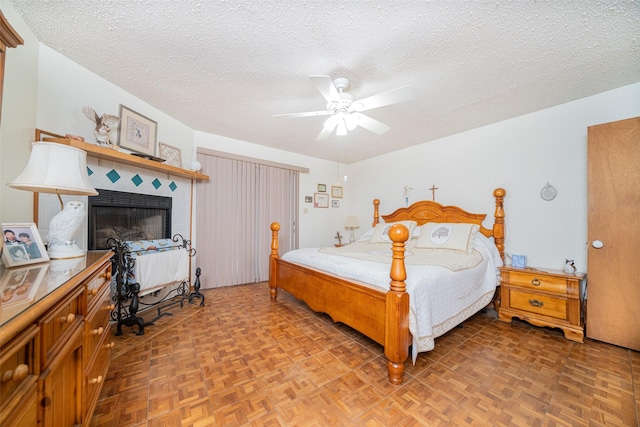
top-left (507, 270), bottom-right (567, 294)
top-left (510, 290), bottom-right (566, 320)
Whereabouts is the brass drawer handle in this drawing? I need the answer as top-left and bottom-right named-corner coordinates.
top-left (91, 327), bottom-right (104, 336)
top-left (89, 375), bottom-right (103, 385)
top-left (529, 299), bottom-right (544, 307)
top-left (1, 364), bottom-right (29, 384)
top-left (61, 313), bottom-right (76, 324)
top-left (531, 278), bottom-right (541, 286)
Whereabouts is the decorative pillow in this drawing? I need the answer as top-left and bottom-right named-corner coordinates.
top-left (415, 223), bottom-right (479, 253)
top-left (369, 221), bottom-right (417, 243)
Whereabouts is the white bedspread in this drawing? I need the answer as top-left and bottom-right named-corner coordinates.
top-left (281, 234), bottom-right (503, 361)
top-left (135, 249), bottom-right (190, 296)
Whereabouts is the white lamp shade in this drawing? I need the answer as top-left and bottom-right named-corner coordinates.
top-left (345, 216), bottom-right (360, 229)
top-left (8, 142), bottom-right (98, 196)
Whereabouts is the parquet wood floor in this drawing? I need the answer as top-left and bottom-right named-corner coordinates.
top-left (91, 283), bottom-right (640, 426)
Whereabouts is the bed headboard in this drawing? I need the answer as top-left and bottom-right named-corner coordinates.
top-left (372, 188), bottom-right (506, 261)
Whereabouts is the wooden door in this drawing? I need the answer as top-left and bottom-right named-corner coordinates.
top-left (586, 116), bottom-right (640, 351)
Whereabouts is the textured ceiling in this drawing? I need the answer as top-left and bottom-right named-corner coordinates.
top-left (10, 1), bottom-right (640, 163)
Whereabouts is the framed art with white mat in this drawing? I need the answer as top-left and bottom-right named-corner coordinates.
top-left (159, 142), bottom-right (182, 167)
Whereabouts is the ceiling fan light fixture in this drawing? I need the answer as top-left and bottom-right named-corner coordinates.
top-left (345, 113), bottom-right (359, 130)
top-left (275, 75), bottom-right (413, 141)
top-left (336, 120), bottom-right (348, 136)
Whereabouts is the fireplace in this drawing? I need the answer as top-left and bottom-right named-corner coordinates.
top-left (88, 189), bottom-right (172, 250)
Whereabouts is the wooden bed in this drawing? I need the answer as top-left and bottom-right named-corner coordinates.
top-left (269, 188), bottom-right (505, 384)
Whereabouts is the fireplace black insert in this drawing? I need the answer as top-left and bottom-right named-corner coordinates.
top-left (88, 189), bottom-right (172, 250)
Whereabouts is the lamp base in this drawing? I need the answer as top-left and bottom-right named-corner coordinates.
top-left (47, 242), bottom-right (85, 259)
top-left (349, 230), bottom-right (356, 244)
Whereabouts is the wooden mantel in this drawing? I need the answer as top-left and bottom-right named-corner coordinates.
top-left (43, 137), bottom-right (209, 181)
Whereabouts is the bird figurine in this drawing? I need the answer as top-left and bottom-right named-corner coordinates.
top-left (47, 200), bottom-right (87, 258)
top-left (83, 106), bottom-right (120, 147)
top-left (563, 259), bottom-right (577, 274)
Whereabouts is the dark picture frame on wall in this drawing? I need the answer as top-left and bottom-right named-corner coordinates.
top-left (118, 105), bottom-right (157, 156)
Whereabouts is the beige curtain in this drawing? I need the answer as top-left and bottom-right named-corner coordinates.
top-left (195, 149), bottom-right (299, 288)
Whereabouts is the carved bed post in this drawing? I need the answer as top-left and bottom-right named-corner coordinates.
top-left (385, 223), bottom-right (410, 385)
top-left (269, 222), bottom-right (280, 300)
top-left (372, 199), bottom-right (381, 227)
top-left (492, 188), bottom-right (506, 263)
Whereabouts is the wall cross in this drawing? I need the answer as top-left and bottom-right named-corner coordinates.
top-left (430, 184), bottom-right (438, 201)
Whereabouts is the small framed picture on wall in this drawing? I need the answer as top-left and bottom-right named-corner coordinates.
top-left (332, 200), bottom-right (340, 207)
top-left (314, 193), bottom-right (329, 208)
top-left (317, 184), bottom-right (327, 192)
top-left (331, 186), bottom-right (343, 198)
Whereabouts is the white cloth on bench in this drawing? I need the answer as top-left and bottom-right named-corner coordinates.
top-left (135, 248), bottom-right (190, 296)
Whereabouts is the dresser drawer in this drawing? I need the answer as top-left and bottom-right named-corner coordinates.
top-left (510, 289), bottom-right (567, 320)
top-left (85, 261), bottom-right (112, 312)
top-left (85, 334), bottom-right (112, 420)
top-left (506, 270), bottom-right (568, 294)
top-left (0, 325), bottom-right (38, 419)
top-left (39, 286), bottom-right (84, 367)
top-left (0, 379), bottom-right (38, 427)
top-left (85, 286), bottom-right (113, 364)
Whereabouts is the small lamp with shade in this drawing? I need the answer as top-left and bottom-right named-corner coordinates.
top-left (345, 215), bottom-right (360, 243)
top-left (7, 142), bottom-right (98, 259)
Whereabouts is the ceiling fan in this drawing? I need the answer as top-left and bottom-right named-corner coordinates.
top-left (273, 75), bottom-right (414, 141)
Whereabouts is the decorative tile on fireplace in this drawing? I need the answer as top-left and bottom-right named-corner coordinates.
top-left (131, 174), bottom-right (143, 187)
top-left (107, 169), bottom-right (121, 183)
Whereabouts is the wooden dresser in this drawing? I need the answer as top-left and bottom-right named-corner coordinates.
top-left (498, 266), bottom-right (585, 343)
top-left (0, 251), bottom-right (114, 426)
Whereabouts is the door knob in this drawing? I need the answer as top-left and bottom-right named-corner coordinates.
top-left (592, 240), bottom-right (604, 249)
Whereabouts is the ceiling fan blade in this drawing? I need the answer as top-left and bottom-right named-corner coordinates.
top-left (273, 110), bottom-right (332, 119)
top-left (356, 113), bottom-right (391, 135)
top-left (310, 75), bottom-right (341, 103)
top-left (351, 86), bottom-right (414, 112)
top-left (316, 116), bottom-right (338, 140)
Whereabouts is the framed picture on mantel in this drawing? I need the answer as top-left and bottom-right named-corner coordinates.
top-left (118, 105), bottom-right (157, 156)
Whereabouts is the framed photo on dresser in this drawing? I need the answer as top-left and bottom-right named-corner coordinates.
top-left (1, 223), bottom-right (49, 268)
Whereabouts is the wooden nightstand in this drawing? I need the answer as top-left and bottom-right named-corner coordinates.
top-left (498, 266), bottom-right (585, 342)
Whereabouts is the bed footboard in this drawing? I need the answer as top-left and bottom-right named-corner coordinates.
top-left (108, 234), bottom-right (202, 336)
top-left (269, 222), bottom-right (410, 384)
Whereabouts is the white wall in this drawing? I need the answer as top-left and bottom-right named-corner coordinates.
top-left (34, 45), bottom-right (195, 167)
top-left (0, 0), bottom-right (39, 223)
top-left (348, 82), bottom-right (640, 272)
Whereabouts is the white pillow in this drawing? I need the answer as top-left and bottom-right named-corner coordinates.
top-left (369, 221), bottom-right (417, 243)
top-left (358, 227), bottom-right (375, 241)
top-left (415, 223), bottom-right (479, 253)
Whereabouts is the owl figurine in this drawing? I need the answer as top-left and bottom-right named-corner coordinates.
top-left (47, 200), bottom-right (87, 259)
top-left (83, 106), bottom-right (120, 147)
